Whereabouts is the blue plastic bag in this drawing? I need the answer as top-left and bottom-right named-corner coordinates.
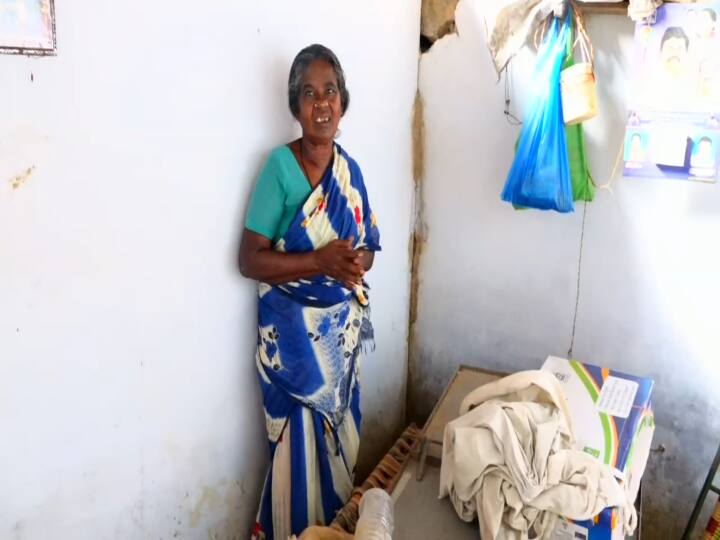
top-left (501, 16), bottom-right (574, 213)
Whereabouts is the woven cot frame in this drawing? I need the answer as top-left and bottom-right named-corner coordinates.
top-left (330, 424), bottom-right (423, 534)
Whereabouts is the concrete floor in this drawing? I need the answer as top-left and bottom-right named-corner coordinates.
top-left (393, 462), bottom-right (478, 540)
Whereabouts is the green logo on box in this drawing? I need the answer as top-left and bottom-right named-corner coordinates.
top-left (583, 446), bottom-right (600, 459)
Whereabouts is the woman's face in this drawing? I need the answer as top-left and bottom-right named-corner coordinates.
top-left (296, 60), bottom-right (342, 144)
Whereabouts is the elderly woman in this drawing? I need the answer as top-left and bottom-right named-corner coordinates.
top-left (240, 44), bottom-right (381, 540)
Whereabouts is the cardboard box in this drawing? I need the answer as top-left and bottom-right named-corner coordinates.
top-left (542, 356), bottom-right (655, 540)
top-left (421, 365), bottom-right (505, 462)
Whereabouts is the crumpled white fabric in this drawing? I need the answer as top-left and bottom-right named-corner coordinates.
top-left (482, 0), bottom-right (567, 76)
top-left (439, 370), bottom-right (637, 540)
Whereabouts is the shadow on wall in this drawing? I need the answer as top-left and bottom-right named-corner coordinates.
top-left (226, 52), bottom-right (302, 536)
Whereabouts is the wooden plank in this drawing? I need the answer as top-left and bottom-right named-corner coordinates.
top-left (576, 1), bottom-right (628, 15)
top-left (422, 365), bottom-right (505, 459)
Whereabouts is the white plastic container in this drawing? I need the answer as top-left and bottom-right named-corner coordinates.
top-left (561, 62), bottom-right (598, 125)
top-left (354, 488), bottom-right (394, 540)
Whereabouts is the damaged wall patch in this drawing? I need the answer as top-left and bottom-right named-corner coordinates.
top-left (10, 166), bottom-right (35, 189)
top-left (421, 0), bottom-right (459, 45)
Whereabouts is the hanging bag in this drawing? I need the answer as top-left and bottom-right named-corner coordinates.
top-left (563, 12), bottom-right (595, 202)
top-left (560, 9), bottom-right (598, 125)
top-left (501, 15), bottom-right (574, 213)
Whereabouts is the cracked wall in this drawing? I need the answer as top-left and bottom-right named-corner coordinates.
top-left (421, 0), bottom-right (460, 43)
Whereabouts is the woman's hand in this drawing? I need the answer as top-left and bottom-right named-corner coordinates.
top-left (240, 229), bottom-right (322, 284)
top-left (239, 229), bottom-right (373, 287)
top-left (313, 239), bottom-right (364, 289)
top-left (356, 248), bottom-right (375, 272)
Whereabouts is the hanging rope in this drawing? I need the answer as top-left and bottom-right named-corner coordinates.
top-left (533, 16), bottom-right (550, 50)
top-left (567, 200), bottom-right (588, 360)
top-left (592, 140), bottom-right (625, 194)
top-left (504, 65), bottom-right (522, 126)
top-left (571, 3), bottom-right (595, 68)
top-left (567, 138), bottom-right (624, 357)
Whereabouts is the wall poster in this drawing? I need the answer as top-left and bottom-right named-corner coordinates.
top-left (0, 0), bottom-right (56, 55)
top-left (624, 2), bottom-right (720, 182)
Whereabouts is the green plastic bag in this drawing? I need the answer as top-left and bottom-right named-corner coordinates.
top-left (563, 18), bottom-right (594, 202)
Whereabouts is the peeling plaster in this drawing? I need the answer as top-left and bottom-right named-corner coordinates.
top-left (421, 0), bottom-right (460, 44)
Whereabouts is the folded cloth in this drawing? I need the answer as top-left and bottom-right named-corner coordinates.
top-left (439, 370), bottom-right (636, 540)
top-left (483, 0), bottom-right (567, 76)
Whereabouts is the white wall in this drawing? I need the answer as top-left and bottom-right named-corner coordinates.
top-left (0, 1), bottom-right (419, 538)
top-left (414, 2), bottom-right (720, 537)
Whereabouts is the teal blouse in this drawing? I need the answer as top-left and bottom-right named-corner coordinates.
top-left (245, 145), bottom-right (312, 242)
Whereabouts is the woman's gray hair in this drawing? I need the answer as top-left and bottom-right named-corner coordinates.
top-left (288, 44), bottom-right (350, 117)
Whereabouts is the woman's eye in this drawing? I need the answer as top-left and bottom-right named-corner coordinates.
top-left (327, 88), bottom-right (336, 95)
top-left (304, 90), bottom-right (314, 98)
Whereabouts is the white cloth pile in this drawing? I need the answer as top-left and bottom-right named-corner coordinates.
top-left (439, 370), bottom-right (636, 540)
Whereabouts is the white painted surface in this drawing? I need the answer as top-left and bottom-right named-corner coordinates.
top-left (0, 1), bottom-right (419, 538)
top-left (414, 2), bottom-right (720, 537)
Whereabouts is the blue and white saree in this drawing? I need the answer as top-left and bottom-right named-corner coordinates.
top-left (252, 144), bottom-right (380, 540)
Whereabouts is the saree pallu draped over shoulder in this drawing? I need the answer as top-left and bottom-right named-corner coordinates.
top-left (252, 144), bottom-right (381, 540)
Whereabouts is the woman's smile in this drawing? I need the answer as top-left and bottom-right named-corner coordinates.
top-left (314, 114), bottom-right (332, 124)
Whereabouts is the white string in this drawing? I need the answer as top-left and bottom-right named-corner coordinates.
top-left (592, 140), bottom-right (625, 195)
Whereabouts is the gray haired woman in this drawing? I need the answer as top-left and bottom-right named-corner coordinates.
top-left (240, 44), bottom-right (381, 540)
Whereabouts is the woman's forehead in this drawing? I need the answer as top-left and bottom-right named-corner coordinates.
top-left (302, 61), bottom-right (337, 84)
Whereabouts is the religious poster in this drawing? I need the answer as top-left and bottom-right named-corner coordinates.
top-left (624, 3), bottom-right (720, 182)
top-left (0, 0), bottom-right (55, 55)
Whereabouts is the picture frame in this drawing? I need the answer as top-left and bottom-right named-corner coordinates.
top-left (624, 2), bottom-right (720, 183)
top-left (0, 0), bottom-right (56, 56)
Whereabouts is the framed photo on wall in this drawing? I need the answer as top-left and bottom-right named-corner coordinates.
top-left (624, 2), bottom-right (720, 183)
top-left (0, 0), bottom-right (56, 55)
